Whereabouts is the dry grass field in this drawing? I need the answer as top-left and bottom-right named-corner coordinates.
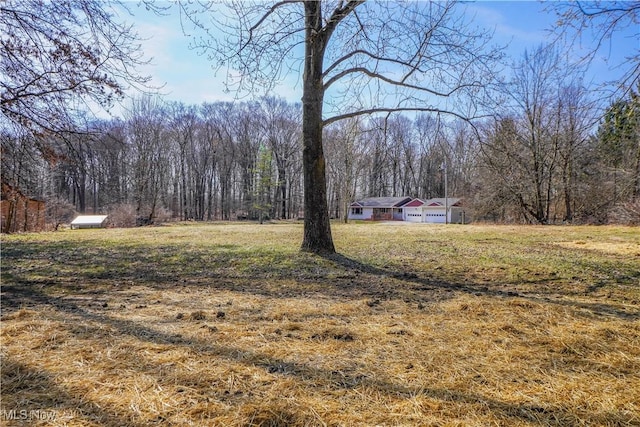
top-left (1, 222), bottom-right (639, 426)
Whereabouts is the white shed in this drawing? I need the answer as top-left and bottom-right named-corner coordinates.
top-left (70, 215), bottom-right (109, 229)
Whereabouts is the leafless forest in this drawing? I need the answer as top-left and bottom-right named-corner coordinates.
top-left (4, 89), bottom-right (639, 227)
top-left (2, 1), bottom-right (639, 231)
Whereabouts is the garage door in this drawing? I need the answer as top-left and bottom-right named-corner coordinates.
top-left (406, 209), bottom-right (422, 222)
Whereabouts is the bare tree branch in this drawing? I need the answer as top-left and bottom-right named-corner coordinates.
top-left (323, 106), bottom-right (475, 127)
top-left (323, 66), bottom-right (479, 97)
top-left (549, 1), bottom-right (639, 96)
top-left (1, 1), bottom-right (152, 139)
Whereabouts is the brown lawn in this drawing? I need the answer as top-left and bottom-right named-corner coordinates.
top-left (1, 223), bottom-right (639, 426)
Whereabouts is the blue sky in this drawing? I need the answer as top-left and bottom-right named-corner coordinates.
top-left (119, 1), bottom-right (638, 109)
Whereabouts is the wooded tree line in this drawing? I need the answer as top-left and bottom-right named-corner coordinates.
top-left (3, 96), bottom-right (304, 225)
top-left (2, 77), bottom-right (639, 227)
top-left (2, 1), bottom-right (639, 235)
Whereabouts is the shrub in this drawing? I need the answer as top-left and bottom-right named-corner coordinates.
top-left (107, 203), bottom-right (137, 228)
top-left (46, 197), bottom-right (76, 230)
top-left (609, 200), bottom-right (640, 225)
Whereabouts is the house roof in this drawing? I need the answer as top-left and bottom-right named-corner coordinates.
top-left (424, 198), bottom-right (462, 207)
top-left (71, 215), bottom-right (108, 226)
top-left (404, 199), bottom-right (426, 207)
top-left (351, 197), bottom-right (412, 208)
top-left (350, 197), bottom-right (463, 209)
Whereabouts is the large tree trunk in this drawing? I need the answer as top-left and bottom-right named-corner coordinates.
top-left (300, 1), bottom-right (335, 254)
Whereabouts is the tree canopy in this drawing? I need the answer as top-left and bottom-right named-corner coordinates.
top-left (0, 0), bottom-right (150, 140)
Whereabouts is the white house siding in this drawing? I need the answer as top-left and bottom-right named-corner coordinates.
top-left (348, 207), bottom-right (373, 220)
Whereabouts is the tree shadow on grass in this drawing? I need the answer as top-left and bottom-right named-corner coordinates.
top-left (0, 357), bottom-right (152, 427)
top-left (2, 236), bottom-right (638, 425)
top-left (2, 239), bottom-right (638, 321)
top-left (323, 253), bottom-right (640, 321)
top-left (3, 291), bottom-right (634, 427)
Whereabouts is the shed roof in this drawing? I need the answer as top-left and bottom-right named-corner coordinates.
top-left (71, 215), bottom-right (108, 226)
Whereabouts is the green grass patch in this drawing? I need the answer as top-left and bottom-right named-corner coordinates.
top-left (1, 222), bottom-right (639, 426)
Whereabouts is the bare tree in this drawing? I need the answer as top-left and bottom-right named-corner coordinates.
top-left (478, 43), bottom-right (602, 224)
top-left (1, 0), bottom-right (150, 139)
top-left (550, 1), bottom-right (639, 95)
top-left (167, 102), bottom-right (198, 220)
top-left (366, 118), bottom-right (392, 198)
top-left (176, 0), bottom-right (501, 253)
top-left (202, 102), bottom-right (241, 220)
top-left (324, 117), bottom-right (366, 221)
top-left (258, 96), bottom-right (302, 219)
top-left (502, 45), bottom-right (569, 223)
top-left (1, 130), bottom-right (42, 194)
top-left (413, 114), bottom-right (446, 200)
top-left (125, 96), bottom-right (171, 224)
top-left (234, 102), bottom-right (263, 219)
top-left (479, 117), bottom-right (531, 222)
top-left (443, 121), bottom-right (478, 201)
top-left (555, 84), bottom-right (595, 222)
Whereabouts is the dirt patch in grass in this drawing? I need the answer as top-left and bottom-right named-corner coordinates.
top-left (1, 223), bottom-right (639, 426)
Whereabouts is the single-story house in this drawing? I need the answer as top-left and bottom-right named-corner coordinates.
top-left (349, 197), bottom-right (468, 224)
top-left (70, 215), bottom-right (109, 229)
top-left (348, 196), bottom-right (412, 221)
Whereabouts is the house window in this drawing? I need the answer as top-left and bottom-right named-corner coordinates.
top-left (351, 207), bottom-right (363, 215)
